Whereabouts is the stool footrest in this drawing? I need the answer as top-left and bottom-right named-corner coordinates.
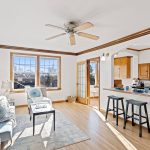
top-left (108, 108), bottom-right (123, 111)
top-left (114, 107), bottom-right (124, 111)
top-left (127, 115), bottom-right (147, 120)
top-left (108, 109), bottom-right (124, 116)
top-left (118, 113), bottom-right (125, 115)
top-left (141, 121), bottom-right (147, 125)
top-left (126, 116), bottom-right (147, 124)
top-left (134, 113), bottom-right (147, 119)
top-left (108, 109), bottom-right (114, 111)
top-left (127, 115), bottom-right (140, 121)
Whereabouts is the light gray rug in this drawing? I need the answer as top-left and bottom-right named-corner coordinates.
top-left (9, 111), bottom-right (89, 150)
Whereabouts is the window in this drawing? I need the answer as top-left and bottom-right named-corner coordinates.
top-left (13, 55), bottom-right (36, 89)
top-left (90, 62), bottom-right (96, 85)
top-left (11, 53), bottom-right (61, 91)
top-left (90, 61), bottom-right (99, 86)
top-left (40, 57), bottom-right (60, 89)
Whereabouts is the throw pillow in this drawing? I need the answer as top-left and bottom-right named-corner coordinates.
top-left (27, 88), bottom-right (43, 99)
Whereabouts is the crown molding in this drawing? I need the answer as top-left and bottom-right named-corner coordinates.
top-left (126, 48), bottom-right (140, 51)
top-left (77, 28), bottom-right (150, 55)
top-left (0, 45), bottom-right (77, 56)
top-left (0, 28), bottom-right (149, 56)
top-left (127, 47), bottom-right (150, 51)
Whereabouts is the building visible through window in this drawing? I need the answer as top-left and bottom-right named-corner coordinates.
top-left (13, 55), bottom-right (36, 89)
top-left (90, 62), bottom-right (96, 85)
top-left (40, 57), bottom-right (59, 88)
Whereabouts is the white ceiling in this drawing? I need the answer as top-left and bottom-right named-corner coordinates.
top-left (127, 34), bottom-right (150, 50)
top-left (0, 0), bottom-right (149, 52)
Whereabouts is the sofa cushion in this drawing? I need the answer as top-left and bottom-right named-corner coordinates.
top-left (0, 120), bottom-right (13, 142)
top-left (0, 96), bottom-right (11, 122)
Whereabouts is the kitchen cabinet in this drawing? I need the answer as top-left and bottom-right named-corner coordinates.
top-left (114, 56), bottom-right (131, 79)
top-left (138, 63), bottom-right (150, 80)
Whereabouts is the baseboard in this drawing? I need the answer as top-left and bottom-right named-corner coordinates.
top-left (16, 100), bottom-right (67, 107)
top-left (16, 104), bottom-right (27, 108)
top-left (90, 96), bottom-right (99, 99)
top-left (52, 100), bottom-right (67, 103)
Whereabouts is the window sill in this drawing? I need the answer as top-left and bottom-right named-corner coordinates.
top-left (46, 88), bottom-right (61, 91)
top-left (11, 88), bottom-right (61, 93)
top-left (11, 90), bottom-right (25, 93)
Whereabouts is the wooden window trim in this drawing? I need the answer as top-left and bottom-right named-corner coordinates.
top-left (10, 52), bottom-right (61, 92)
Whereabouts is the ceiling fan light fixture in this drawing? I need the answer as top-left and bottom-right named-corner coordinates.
top-left (45, 21), bottom-right (99, 46)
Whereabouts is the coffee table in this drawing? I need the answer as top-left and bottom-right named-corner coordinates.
top-left (30, 102), bottom-right (55, 136)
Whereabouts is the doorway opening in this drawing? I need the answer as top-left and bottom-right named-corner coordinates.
top-left (87, 57), bottom-right (100, 109)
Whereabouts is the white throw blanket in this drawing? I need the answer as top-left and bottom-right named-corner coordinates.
top-left (30, 97), bottom-right (52, 106)
top-left (0, 96), bottom-right (16, 128)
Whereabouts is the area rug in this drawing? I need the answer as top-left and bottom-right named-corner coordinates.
top-left (8, 110), bottom-right (89, 150)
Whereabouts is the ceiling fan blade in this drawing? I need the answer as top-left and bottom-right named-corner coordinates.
top-left (74, 22), bottom-right (94, 32)
top-left (77, 32), bottom-right (99, 40)
top-left (46, 33), bottom-right (66, 40)
top-left (45, 24), bottom-right (66, 30)
top-left (69, 33), bottom-right (75, 45)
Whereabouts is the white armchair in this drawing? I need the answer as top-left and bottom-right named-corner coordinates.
top-left (25, 87), bottom-right (52, 118)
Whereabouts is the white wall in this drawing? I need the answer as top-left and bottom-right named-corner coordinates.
top-left (76, 39), bottom-right (143, 110)
top-left (0, 49), bottom-right (76, 105)
top-left (0, 44), bottom-right (149, 107)
top-left (138, 50), bottom-right (150, 86)
top-left (139, 50), bottom-right (150, 64)
top-left (115, 50), bottom-right (139, 86)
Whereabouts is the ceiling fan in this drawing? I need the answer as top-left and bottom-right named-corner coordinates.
top-left (45, 21), bottom-right (99, 46)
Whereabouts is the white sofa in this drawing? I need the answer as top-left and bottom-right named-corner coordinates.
top-left (0, 96), bottom-right (15, 144)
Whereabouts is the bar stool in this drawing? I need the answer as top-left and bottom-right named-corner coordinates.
top-left (105, 95), bottom-right (125, 126)
top-left (124, 99), bottom-right (150, 137)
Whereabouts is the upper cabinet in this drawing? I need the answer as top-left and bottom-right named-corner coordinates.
top-left (114, 56), bottom-right (131, 79)
top-left (138, 63), bottom-right (150, 80)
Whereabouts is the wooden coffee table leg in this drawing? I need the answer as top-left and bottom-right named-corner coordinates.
top-left (33, 114), bottom-right (35, 136)
top-left (53, 111), bottom-right (55, 131)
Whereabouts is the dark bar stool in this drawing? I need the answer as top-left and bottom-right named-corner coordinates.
top-left (124, 99), bottom-right (150, 137)
top-left (105, 95), bottom-right (125, 126)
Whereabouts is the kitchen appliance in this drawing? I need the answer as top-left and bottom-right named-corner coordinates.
top-left (132, 78), bottom-right (140, 87)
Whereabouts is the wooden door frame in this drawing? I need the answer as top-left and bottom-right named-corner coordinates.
top-left (87, 57), bottom-right (100, 110)
top-left (76, 61), bottom-right (88, 105)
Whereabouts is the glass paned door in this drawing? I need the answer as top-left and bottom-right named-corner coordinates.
top-left (77, 61), bottom-right (87, 104)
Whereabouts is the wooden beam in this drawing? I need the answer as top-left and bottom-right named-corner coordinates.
top-left (140, 48), bottom-right (150, 51)
top-left (127, 47), bottom-right (150, 52)
top-left (126, 48), bottom-right (141, 51)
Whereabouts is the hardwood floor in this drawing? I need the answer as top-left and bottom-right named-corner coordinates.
top-left (15, 102), bottom-right (150, 150)
top-left (89, 97), bottom-right (99, 109)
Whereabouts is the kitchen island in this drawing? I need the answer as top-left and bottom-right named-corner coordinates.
top-left (102, 88), bottom-right (150, 127)
top-left (104, 88), bottom-right (150, 97)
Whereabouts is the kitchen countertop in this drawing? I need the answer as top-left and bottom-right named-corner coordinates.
top-left (104, 88), bottom-right (150, 97)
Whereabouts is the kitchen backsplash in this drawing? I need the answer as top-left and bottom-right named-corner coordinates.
top-left (141, 80), bottom-right (150, 87)
top-left (122, 79), bottom-right (150, 87)
top-left (122, 79), bottom-right (133, 87)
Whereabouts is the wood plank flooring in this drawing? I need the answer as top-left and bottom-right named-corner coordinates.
top-left (89, 97), bottom-right (99, 109)
top-left (15, 102), bottom-right (150, 150)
